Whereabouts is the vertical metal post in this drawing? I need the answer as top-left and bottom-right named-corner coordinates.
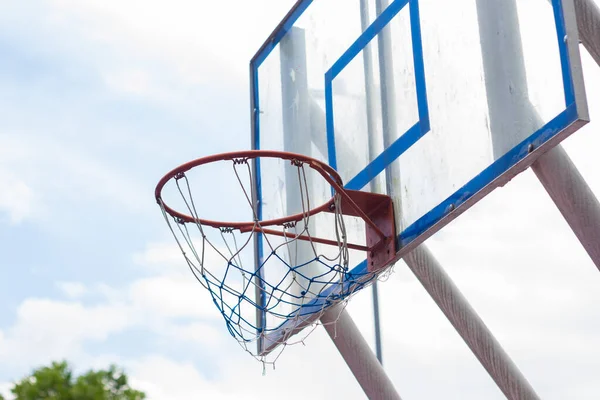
top-left (321, 305), bottom-right (402, 400)
top-left (371, 282), bottom-right (383, 363)
top-left (531, 0), bottom-right (600, 271)
top-left (360, 0), bottom-right (384, 365)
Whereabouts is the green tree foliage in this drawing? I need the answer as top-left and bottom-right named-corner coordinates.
top-left (7, 361), bottom-right (145, 400)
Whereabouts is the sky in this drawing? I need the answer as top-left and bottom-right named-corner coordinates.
top-left (0, 0), bottom-right (600, 399)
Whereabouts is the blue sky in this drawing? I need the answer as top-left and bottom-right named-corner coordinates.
top-left (1, 1), bottom-right (600, 399)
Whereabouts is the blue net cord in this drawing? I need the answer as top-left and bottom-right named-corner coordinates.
top-left (157, 158), bottom-right (383, 365)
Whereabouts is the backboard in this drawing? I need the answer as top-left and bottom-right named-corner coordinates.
top-left (250, 0), bottom-right (588, 355)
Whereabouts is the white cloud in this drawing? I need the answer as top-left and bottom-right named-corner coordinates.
top-left (0, 169), bottom-right (34, 224)
top-left (0, 241), bottom-right (229, 372)
top-left (102, 68), bottom-right (153, 97)
top-left (38, 0), bottom-right (296, 84)
top-left (130, 241), bottom-right (251, 323)
top-left (0, 133), bottom-right (150, 224)
top-left (56, 281), bottom-right (88, 299)
top-left (128, 357), bottom-right (226, 400)
top-left (0, 0), bottom-right (297, 111)
top-left (0, 0), bottom-right (300, 233)
top-left (129, 274), bottom-right (218, 321)
top-left (160, 322), bottom-right (222, 347)
top-left (0, 298), bottom-right (131, 369)
top-left (126, 334), bottom-right (372, 400)
top-left (133, 242), bottom-right (186, 272)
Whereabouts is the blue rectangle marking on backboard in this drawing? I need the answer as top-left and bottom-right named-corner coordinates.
top-left (326, 0), bottom-right (429, 187)
top-left (410, 0), bottom-right (429, 129)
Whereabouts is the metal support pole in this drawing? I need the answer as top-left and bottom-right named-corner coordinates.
top-left (575, 0), bottom-right (600, 66)
top-left (531, 0), bottom-right (600, 271)
top-left (403, 246), bottom-right (540, 400)
top-left (321, 305), bottom-right (402, 400)
top-left (532, 147), bottom-right (600, 270)
top-left (371, 282), bottom-right (383, 363)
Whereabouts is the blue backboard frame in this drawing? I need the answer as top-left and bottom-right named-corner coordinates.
top-left (249, 0), bottom-right (588, 355)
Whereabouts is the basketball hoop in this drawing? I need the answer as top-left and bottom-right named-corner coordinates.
top-left (155, 150), bottom-right (396, 363)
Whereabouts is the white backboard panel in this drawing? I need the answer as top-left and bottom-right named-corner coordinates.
top-left (250, 0), bottom-right (588, 354)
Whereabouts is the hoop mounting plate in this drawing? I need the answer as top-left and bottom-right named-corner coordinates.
top-left (334, 189), bottom-right (396, 272)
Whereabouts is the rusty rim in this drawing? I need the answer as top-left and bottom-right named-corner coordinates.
top-left (155, 150), bottom-right (344, 230)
